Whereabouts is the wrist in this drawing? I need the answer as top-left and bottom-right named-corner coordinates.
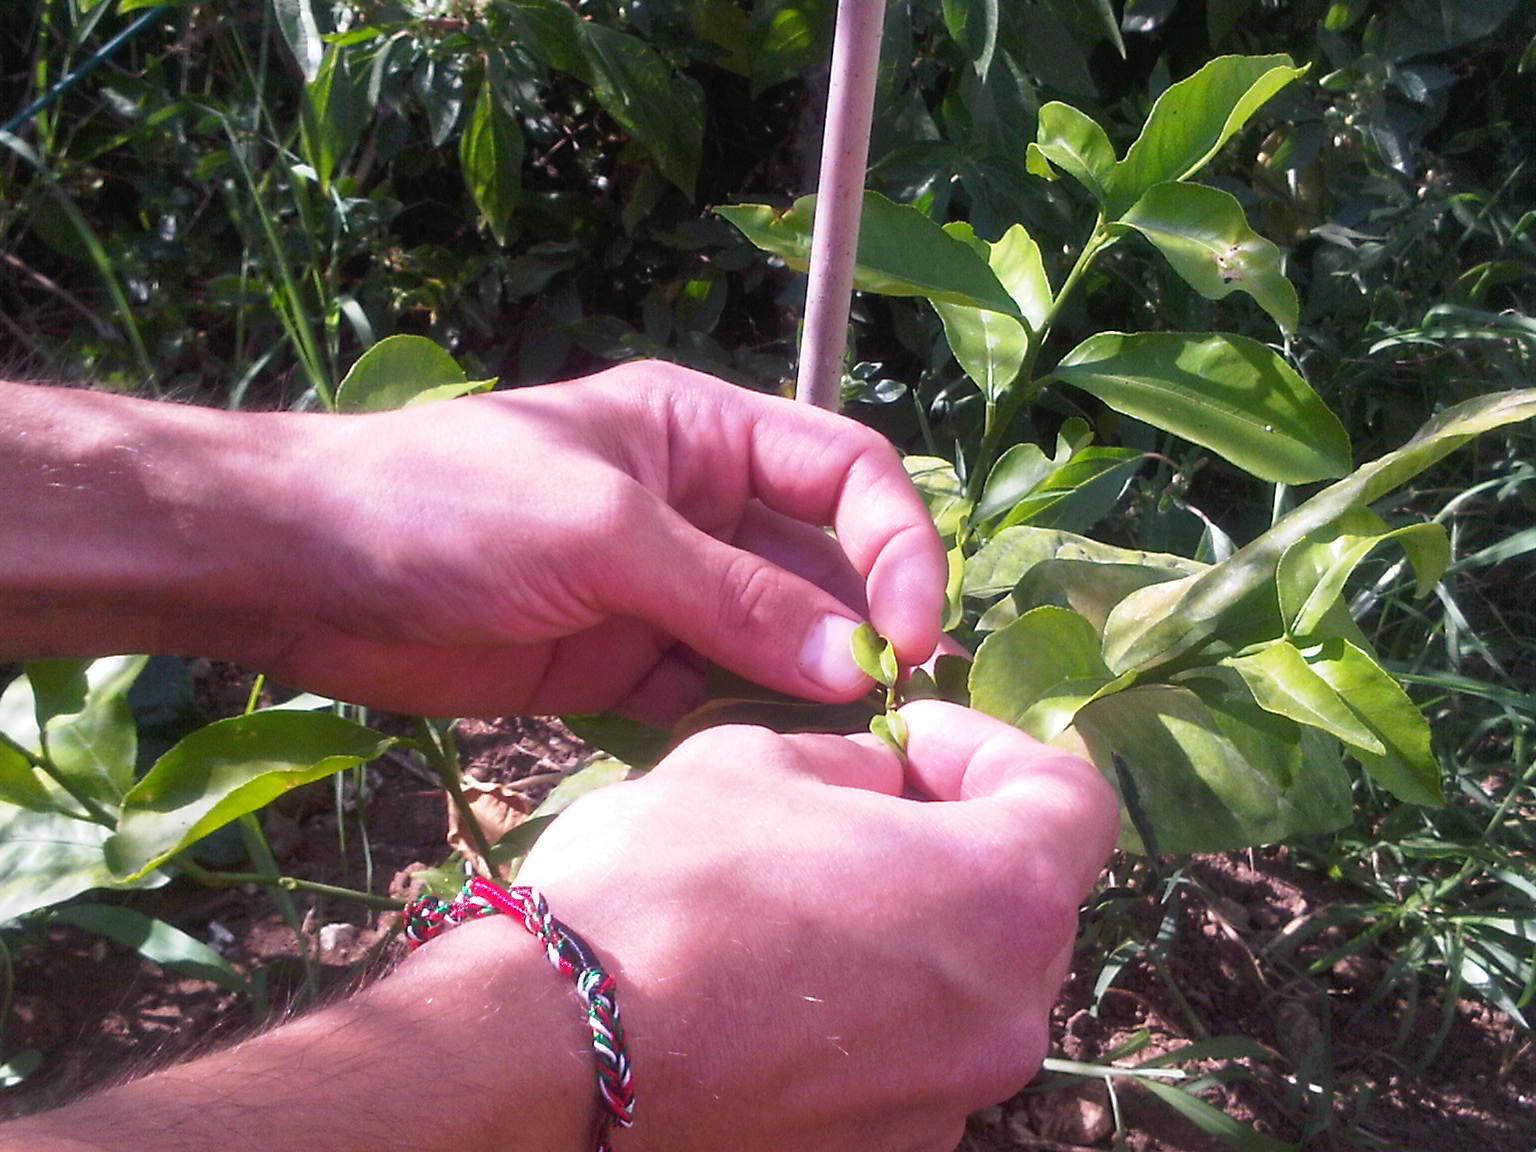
top-left (0, 916), bottom-right (596, 1152)
top-left (0, 383), bottom-right (325, 665)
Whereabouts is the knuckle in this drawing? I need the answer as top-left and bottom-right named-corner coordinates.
top-left (667, 722), bottom-right (783, 768)
top-left (711, 551), bottom-right (784, 637)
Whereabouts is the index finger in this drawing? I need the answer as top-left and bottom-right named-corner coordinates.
top-left (898, 700), bottom-right (1120, 894)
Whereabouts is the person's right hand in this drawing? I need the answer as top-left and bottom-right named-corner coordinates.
top-left (505, 700), bottom-right (1119, 1152)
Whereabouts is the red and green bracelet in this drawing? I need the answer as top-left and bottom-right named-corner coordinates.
top-left (403, 876), bottom-right (635, 1151)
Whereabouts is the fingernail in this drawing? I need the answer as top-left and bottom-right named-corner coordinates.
top-left (798, 614), bottom-right (870, 696)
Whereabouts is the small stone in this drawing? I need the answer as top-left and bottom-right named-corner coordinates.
top-left (317, 922), bottom-right (360, 962)
top-left (1274, 999), bottom-right (1323, 1066)
top-left (1026, 1082), bottom-right (1113, 1145)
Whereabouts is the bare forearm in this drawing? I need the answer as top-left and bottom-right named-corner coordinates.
top-left (0, 382), bottom-right (317, 665)
top-left (0, 919), bottom-right (594, 1152)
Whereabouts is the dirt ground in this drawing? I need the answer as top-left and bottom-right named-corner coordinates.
top-left (3, 714), bottom-right (1533, 1149)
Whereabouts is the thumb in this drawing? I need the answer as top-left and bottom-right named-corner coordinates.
top-left (602, 502), bottom-right (875, 701)
top-left (898, 700), bottom-right (1120, 895)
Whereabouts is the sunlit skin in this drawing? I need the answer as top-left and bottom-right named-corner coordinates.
top-left (0, 363), bottom-right (946, 721)
top-left (0, 365), bottom-right (1117, 1151)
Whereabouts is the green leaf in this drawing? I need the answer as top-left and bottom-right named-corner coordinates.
top-left (988, 223), bottom-right (1052, 334)
top-left (1109, 54), bottom-right (1305, 216)
top-left (334, 335), bottom-right (495, 413)
top-left (1102, 389), bottom-right (1536, 674)
top-left (933, 300), bottom-right (1028, 400)
top-left (931, 221), bottom-right (1048, 401)
top-left (0, 740), bottom-right (55, 812)
top-left (107, 713), bottom-right (399, 881)
top-left (271, 0), bottom-right (326, 82)
top-left (904, 456), bottom-right (971, 543)
top-left (1224, 640), bottom-right (1384, 752)
top-left (0, 803), bottom-right (163, 925)
top-left (579, 22), bottom-right (704, 196)
top-left (1138, 1079), bottom-right (1299, 1152)
top-left (849, 623), bottom-right (892, 685)
top-left (992, 447), bottom-right (1143, 534)
top-left (749, 0), bottom-right (833, 93)
top-left (1042, 0), bottom-right (1123, 56)
top-left (976, 442), bottom-right (1061, 523)
top-left (1053, 331), bottom-right (1351, 484)
top-left (869, 711), bottom-right (909, 756)
top-left (460, 75), bottom-right (524, 245)
top-left (1025, 143), bottom-right (1057, 180)
top-left (52, 904), bottom-right (246, 992)
top-left (964, 526), bottom-right (1204, 600)
top-left (717, 193), bottom-right (1022, 316)
top-left (982, 558), bottom-right (1193, 634)
top-left (1299, 638), bottom-right (1440, 805)
top-left (1033, 101), bottom-right (1116, 205)
top-left (33, 656), bottom-right (146, 806)
top-left (969, 607), bottom-right (1113, 739)
top-left (560, 714), bottom-right (670, 771)
top-left (942, 0), bottom-right (998, 75)
top-left (299, 43), bottom-right (363, 193)
top-left (1117, 182), bottom-right (1299, 333)
top-left (503, 0), bottom-right (587, 76)
top-left (1073, 683), bottom-right (1350, 854)
top-left (1277, 507), bottom-right (1450, 637)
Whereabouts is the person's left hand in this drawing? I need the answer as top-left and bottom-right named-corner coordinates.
top-left (248, 361), bottom-right (946, 720)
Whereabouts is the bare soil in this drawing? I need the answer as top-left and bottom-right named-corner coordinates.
top-left (3, 714), bottom-right (1532, 1149)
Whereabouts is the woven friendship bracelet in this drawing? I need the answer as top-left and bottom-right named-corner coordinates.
top-left (403, 876), bottom-right (635, 1151)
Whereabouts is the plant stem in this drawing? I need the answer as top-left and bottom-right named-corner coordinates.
top-left (794, 0), bottom-right (886, 411)
top-left (414, 718), bottom-right (498, 875)
top-left (237, 812), bottom-right (320, 995)
top-left (0, 730), bottom-right (118, 827)
top-left (178, 859), bottom-right (404, 911)
top-left (966, 221), bottom-right (1112, 504)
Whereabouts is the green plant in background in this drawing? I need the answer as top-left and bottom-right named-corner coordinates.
top-left (720, 52), bottom-right (1536, 853)
top-left (2, 0), bottom-right (1533, 1137)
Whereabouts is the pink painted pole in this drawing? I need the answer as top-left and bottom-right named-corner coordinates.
top-left (794, 0), bottom-right (886, 411)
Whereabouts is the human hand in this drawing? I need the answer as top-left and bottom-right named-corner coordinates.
top-left (257, 361), bottom-right (946, 719)
top-left (499, 700), bottom-right (1119, 1152)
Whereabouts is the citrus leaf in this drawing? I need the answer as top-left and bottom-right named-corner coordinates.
top-left (969, 606), bottom-right (1113, 739)
top-left (0, 803), bottom-right (164, 925)
top-left (1224, 639), bottom-right (1383, 752)
top-left (30, 656), bottom-right (145, 806)
top-left (107, 713), bottom-right (399, 881)
top-left (1300, 637), bottom-right (1440, 805)
top-left (964, 526), bottom-right (1204, 599)
top-left (1073, 683), bottom-right (1350, 854)
top-left (1277, 507), bottom-right (1450, 637)
top-left (716, 193), bottom-right (1022, 317)
top-left (1102, 389), bottom-right (1536, 674)
top-left (849, 622), bottom-right (891, 685)
top-left (579, 22), bottom-right (703, 196)
top-left (0, 741), bottom-right (55, 812)
top-left (1033, 101), bottom-right (1116, 205)
top-left (1118, 182), bottom-right (1298, 333)
top-left (334, 334), bottom-right (495, 413)
top-left (904, 456), bottom-right (971, 543)
top-left (1054, 331), bottom-right (1350, 484)
top-left (1109, 54), bottom-right (1305, 215)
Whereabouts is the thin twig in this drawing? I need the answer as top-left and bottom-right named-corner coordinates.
top-left (0, 251), bottom-right (117, 340)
